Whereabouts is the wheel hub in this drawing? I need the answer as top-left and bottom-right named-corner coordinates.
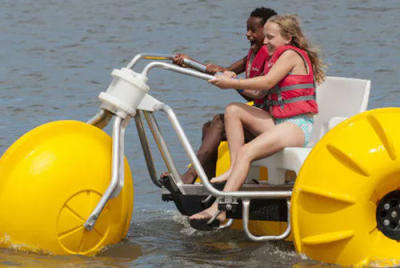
top-left (377, 190), bottom-right (400, 240)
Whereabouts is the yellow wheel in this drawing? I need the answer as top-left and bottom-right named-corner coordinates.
top-left (0, 120), bottom-right (133, 255)
top-left (292, 108), bottom-right (400, 267)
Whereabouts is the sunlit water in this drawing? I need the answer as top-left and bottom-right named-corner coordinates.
top-left (1, 0), bottom-right (400, 267)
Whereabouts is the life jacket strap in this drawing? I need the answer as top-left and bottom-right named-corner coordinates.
top-left (268, 83), bottom-right (316, 109)
top-left (265, 95), bottom-right (316, 108)
top-left (270, 83), bottom-right (315, 93)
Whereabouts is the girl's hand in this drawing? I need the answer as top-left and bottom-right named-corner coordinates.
top-left (208, 74), bottom-right (237, 89)
top-left (223, 70), bottom-right (237, 78)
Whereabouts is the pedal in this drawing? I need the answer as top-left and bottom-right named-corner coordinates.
top-left (218, 197), bottom-right (240, 213)
top-left (161, 192), bottom-right (174, 202)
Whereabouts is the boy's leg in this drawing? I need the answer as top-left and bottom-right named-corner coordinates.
top-left (181, 114), bottom-right (226, 183)
top-left (181, 112), bottom-right (255, 184)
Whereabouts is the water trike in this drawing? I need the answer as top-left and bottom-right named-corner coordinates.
top-left (1, 53), bottom-right (399, 267)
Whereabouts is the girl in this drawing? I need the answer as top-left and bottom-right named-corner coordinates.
top-left (190, 14), bottom-right (325, 228)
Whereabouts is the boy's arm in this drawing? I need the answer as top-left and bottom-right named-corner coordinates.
top-left (225, 55), bottom-right (247, 74)
top-left (238, 89), bottom-right (268, 101)
top-left (174, 53), bottom-right (253, 101)
top-left (205, 55), bottom-right (247, 75)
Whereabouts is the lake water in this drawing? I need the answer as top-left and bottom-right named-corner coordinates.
top-left (1, 0), bottom-right (400, 267)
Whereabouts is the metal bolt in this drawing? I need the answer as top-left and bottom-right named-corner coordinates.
top-left (384, 219), bottom-right (390, 226)
top-left (384, 203), bottom-right (391, 210)
top-left (226, 204), bottom-right (232, 211)
top-left (391, 211), bottom-right (398, 218)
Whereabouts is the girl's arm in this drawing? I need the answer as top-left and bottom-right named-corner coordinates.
top-left (222, 70), bottom-right (268, 99)
top-left (209, 50), bottom-right (299, 91)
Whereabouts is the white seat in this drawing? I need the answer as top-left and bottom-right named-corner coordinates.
top-left (251, 76), bottom-right (371, 184)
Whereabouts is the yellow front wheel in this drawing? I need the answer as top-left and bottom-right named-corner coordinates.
top-left (292, 108), bottom-right (400, 267)
top-left (0, 120), bottom-right (133, 255)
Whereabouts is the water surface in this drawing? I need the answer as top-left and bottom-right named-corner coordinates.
top-left (1, 0), bottom-right (400, 267)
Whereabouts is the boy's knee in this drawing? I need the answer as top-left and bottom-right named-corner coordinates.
top-left (201, 121), bottom-right (212, 140)
top-left (202, 121), bottom-right (212, 131)
top-left (211, 114), bottom-right (224, 129)
top-left (201, 114), bottom-right (226, 140)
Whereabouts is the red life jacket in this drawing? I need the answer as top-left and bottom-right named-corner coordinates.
top-left (245, 46), bottom-right (269, 106)
top-left (264, 45), bottom-right (318, 118)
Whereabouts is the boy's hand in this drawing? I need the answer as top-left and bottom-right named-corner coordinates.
top-left (173, 53), bottom-right (191, 66)
top-left (205, 64), bottom-right (225, 74)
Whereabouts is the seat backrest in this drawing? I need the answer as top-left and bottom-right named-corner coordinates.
top-left (307, 76), bottom-right (371, 146)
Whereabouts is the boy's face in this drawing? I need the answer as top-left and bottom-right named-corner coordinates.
top-left (246, 16), bottom-right (265, 53)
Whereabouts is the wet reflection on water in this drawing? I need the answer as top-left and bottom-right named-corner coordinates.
top-left (0, 241), bottom-right (142, 267)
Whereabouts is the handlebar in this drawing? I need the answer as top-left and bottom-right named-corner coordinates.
top-left (141, 62), bottom-right (214, 81)
top-left (126, 53), bottom-right (207, 73)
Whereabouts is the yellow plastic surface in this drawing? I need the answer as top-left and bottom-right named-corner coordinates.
top-left (216, 141), bottom-right (269, 182)
top-left (291, 108), bottom-right (400, 267)
top-left (0, 120), bottom-right (133, 255)
top-left (215, 142), bottom-right (231, 177)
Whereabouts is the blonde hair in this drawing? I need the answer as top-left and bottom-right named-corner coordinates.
top-left (268, 14), bottom-right (326, 84)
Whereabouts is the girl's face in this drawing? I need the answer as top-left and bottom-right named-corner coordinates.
top-left (263, 21), bottom-right (291, 56)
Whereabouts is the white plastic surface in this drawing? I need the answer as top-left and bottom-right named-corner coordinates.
top-left (99, 68), bottom-right (150, 118)
top-left (308, 76), bottom-right (370, 146)
top-left (137, 94), bottom-right (164, 112)
top-left (252, 76), bottom-right (371, 184)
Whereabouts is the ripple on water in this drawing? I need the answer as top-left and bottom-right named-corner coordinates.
top-left (127, 208), bottom-right (302, 267)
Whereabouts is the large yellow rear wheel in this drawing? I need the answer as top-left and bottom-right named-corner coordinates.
top-left (0, 121), bottom-right (133, 255)
top-left (292, 108), bottom-right (400, 267)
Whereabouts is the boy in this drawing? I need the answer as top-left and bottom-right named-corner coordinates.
top-left (167, 7), bottom-right (277, 184)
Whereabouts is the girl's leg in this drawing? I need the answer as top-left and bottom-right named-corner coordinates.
top-left (223, 122), bottom-right (304, 191)
top-left (211, 103), bottom-right (275, 183)
top-left (190, 121), bottom-right (305, 222)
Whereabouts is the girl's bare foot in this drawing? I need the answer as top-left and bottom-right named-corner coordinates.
top-left (210, 169), bottom-right (231, 184)
top-left (189, 205), bottom-right (226, 223)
